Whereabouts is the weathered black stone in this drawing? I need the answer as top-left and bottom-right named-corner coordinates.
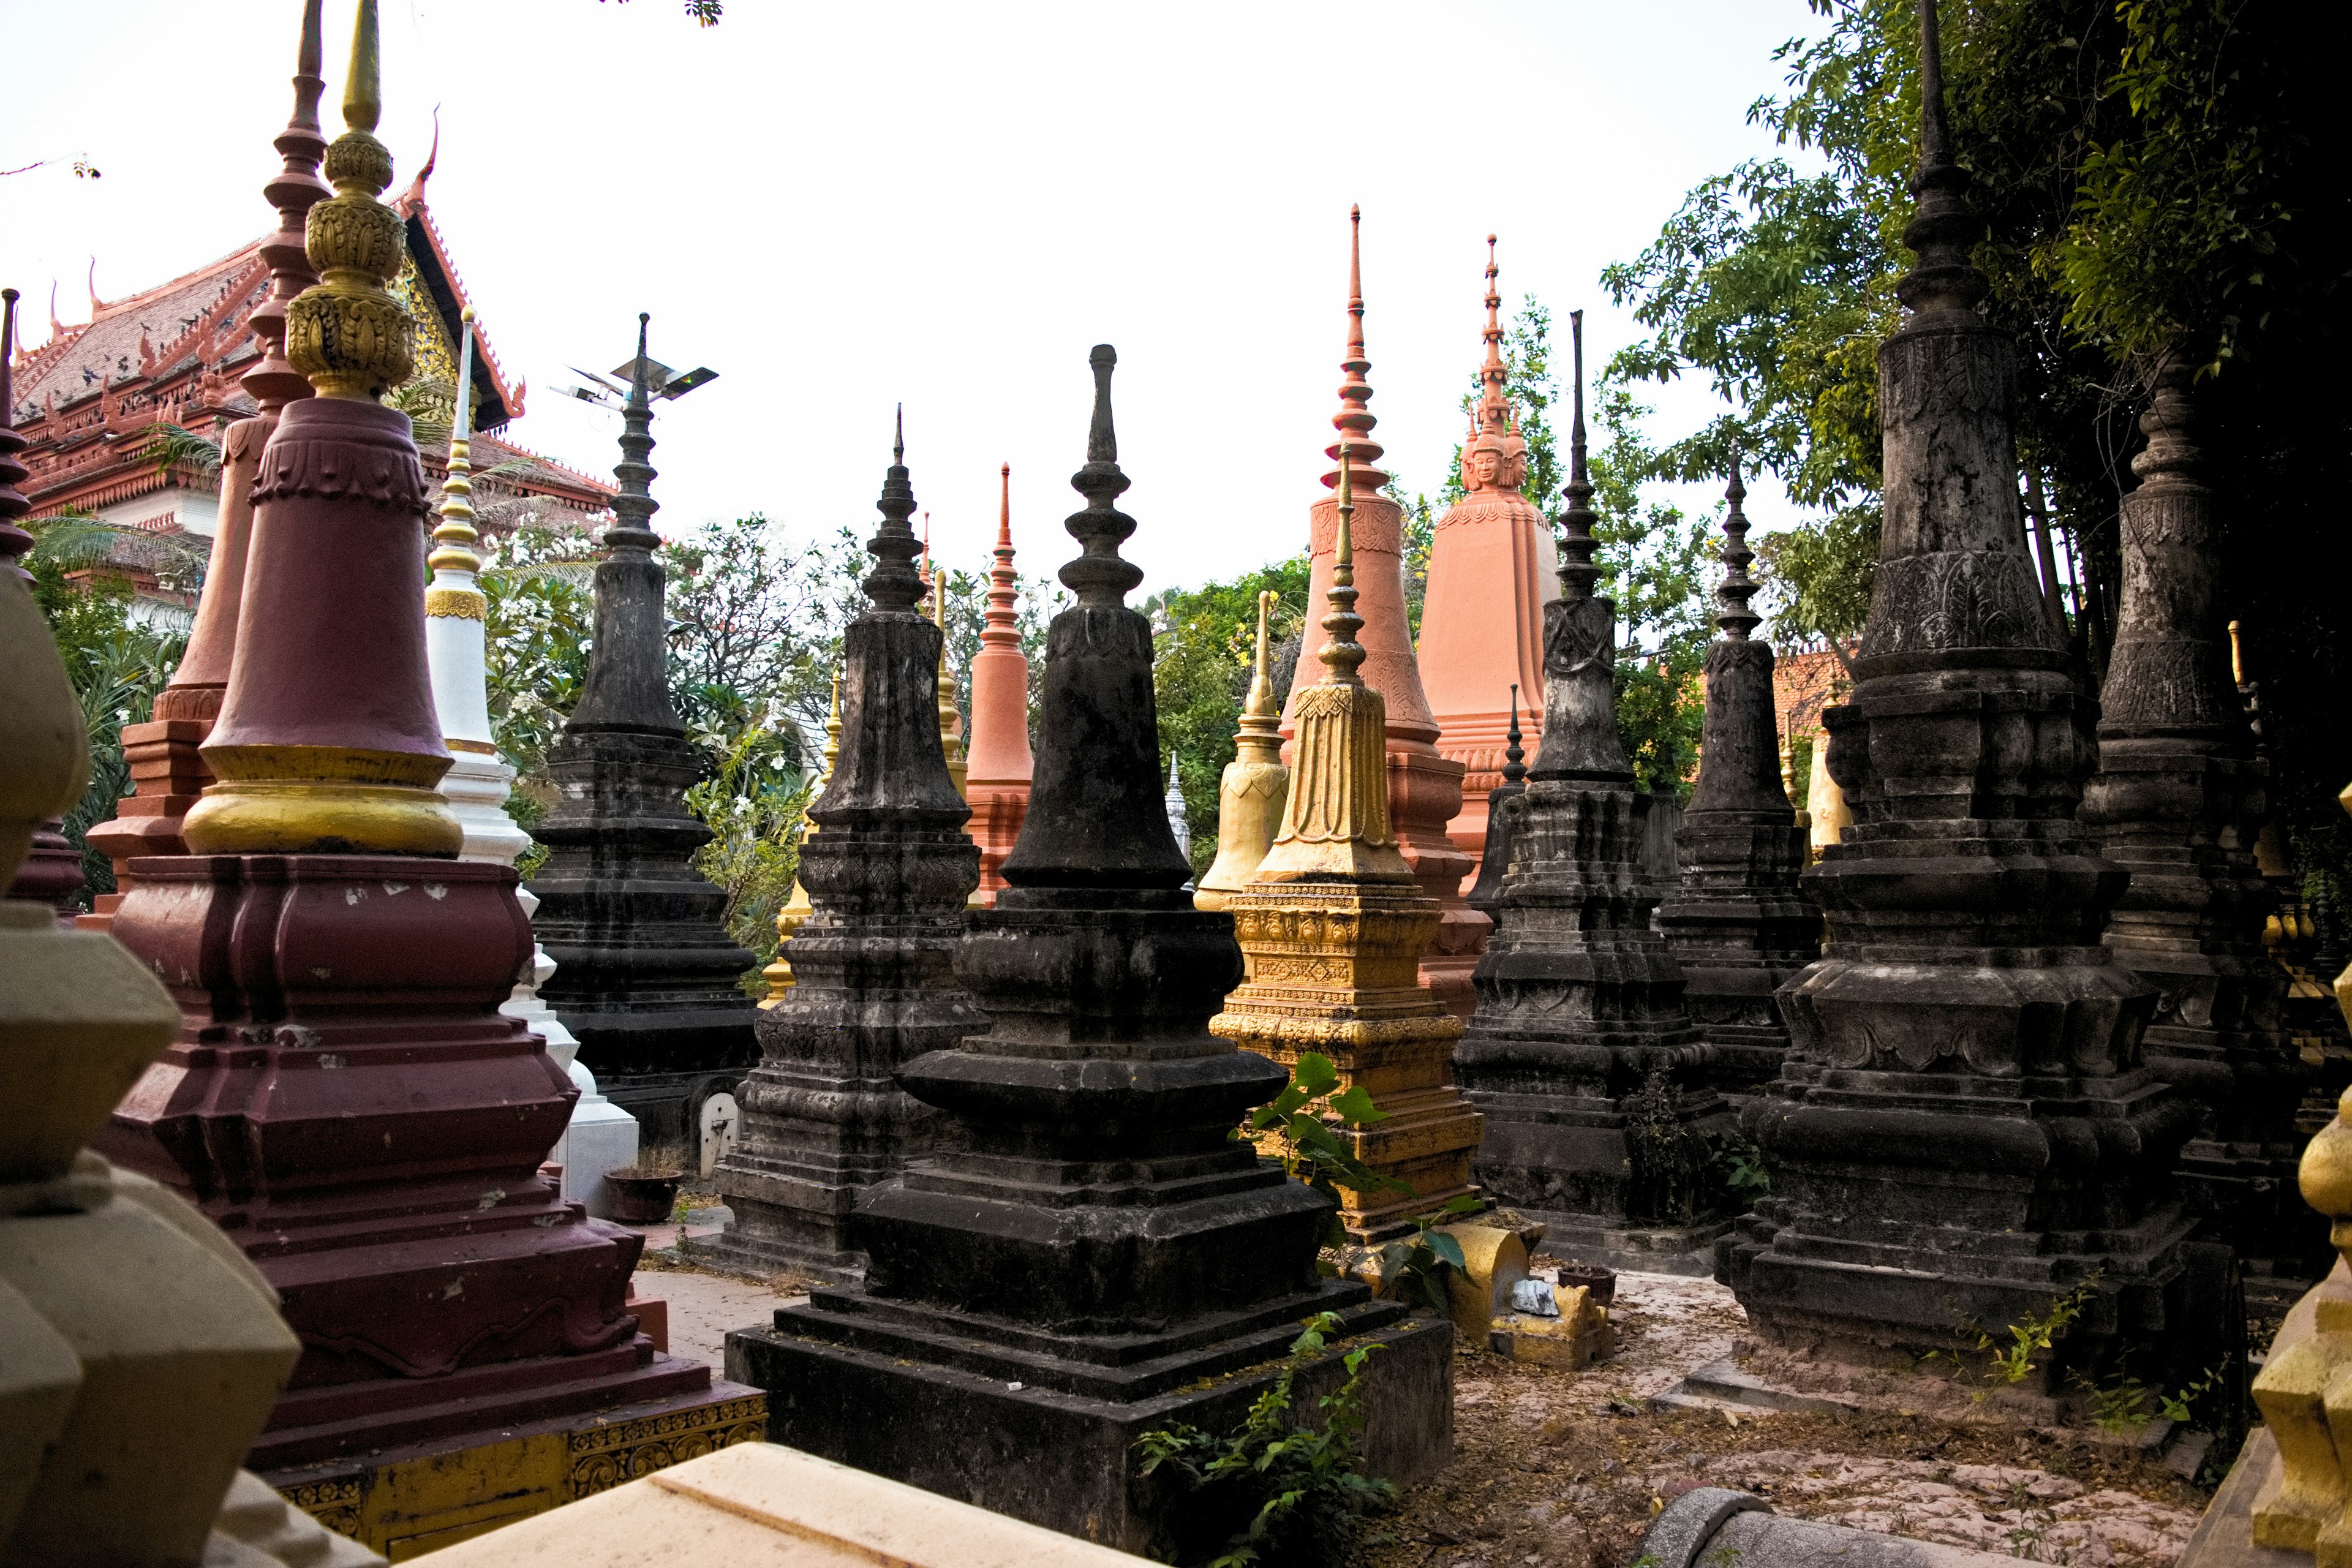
top-left (702, 418), bottom-right (984, 1280)
top-left (726, 347), bottom-right (1450, 1552)
top-left (530, 315), bottom-right (755, 1147)
top-left (1659, 461), bottom-right (1820, 1106)
top-left (1457, 314), bottom-right (1730, 1276)
top-left (1719, 3), bottom-right (2220, 1393)
top-left (2078, 355), bottom-right (2320, 1284)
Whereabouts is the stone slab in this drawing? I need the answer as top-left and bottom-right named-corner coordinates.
top-left (2180, 1429), bottom-right (2301, 1568)
top-left (726, 1312), bottom-right (1451, 1556)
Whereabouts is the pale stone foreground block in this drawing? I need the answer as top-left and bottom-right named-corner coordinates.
top-left (427, 1442), bottom-right (1152, 1567)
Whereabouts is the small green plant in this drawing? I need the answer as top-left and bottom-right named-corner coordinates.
top-left (1376, 1197), bottom-right (1485, 1316)
top-left (2158, 1357), bottom-right (2234, 1427)
top-left (2077, 1371), bottom-right (2154, 1435)
top-left (1951, 1276), bottom-right (2098, 1389)
top-left (1135, 1313), bottom-right (1397, 1567)
top-left (1251, 1052), bottom-right (1403, 1246)
top-left (1710, 1129), bottom-right (1771, 1200)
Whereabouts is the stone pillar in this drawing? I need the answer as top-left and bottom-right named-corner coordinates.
top-left (965, 462), bottom-right (1032, 903)
top-left (96, 16), bottom-right (761, 1547)
top-left (1719, 0), bottom-right (2223, 1392)
top-left (1284, 208), bottom-right (1485, 1016)
top-left (0, 510), bottom-right (383, 1568)
top-left (76, 9), bottom-right (329, 930)
top-left (2079, 352), bottom-right (2317, 1285)
top-left (1419, 234), bottom-right (1558, 872)
top-left (1657, 459), bottom-right (1819, 1106)
top-left (529, 315), bottom-right (756, 1158)
top-left (1455, 314), bottom-right (1729, 1276)
top-left (1193, 589), bottom-right (1290, 910)
top-left (704, 418), bottom-right (984, 1281)
top-left (728, 347), bottom-right (1452, 1554)
top-left (1212, 450), bottom-right (1479, 1243)
top-left (423, 307), bottom-right (639, 1219)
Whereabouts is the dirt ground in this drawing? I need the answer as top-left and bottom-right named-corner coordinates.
top-left (1361, 1267), bottom-right (2214, 1568)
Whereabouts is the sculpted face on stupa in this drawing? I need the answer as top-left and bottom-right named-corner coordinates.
top-left (1462, 421), bottom-right (1528, 497)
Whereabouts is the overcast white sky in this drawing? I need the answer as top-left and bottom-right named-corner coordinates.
top-left (4, 0), bottom-right (1826, 598)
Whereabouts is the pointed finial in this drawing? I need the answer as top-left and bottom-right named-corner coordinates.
top-left (1896, 0), bottom-right (1989, 318)
top-left (0, 289), bottom-right (16, 418)
top-left (1242, 588), bottom-right (1278, 719)
top-left (244, 0), bottom-right (330, 413)
top-left (1477, 234), bottom-right (1507, 432)
top-left (997, 461), bottom-right (1012, 549)
top-left (296, 0), bottom-right (325, 111)
top-left (864, 406), bottom-right (925, 612)
top-left (285, 0), bottom-right (410, 400)
top-left (1316, 439), bottom-right (1366, 686)
top-left (1061, 345), bottom-right (1142, 607)
top-left (87, 258), bottom-right (100, 316)
top-left (2230, 619), bottom-right (2247, 687)
top-left (1715, 444), bottom-right (1760, 641)
top-left (47, 281), bottom-right (61, 341)
top-left (1557, 309), bottom-right (1599, 603)
top-left (344, 0), bottom-right (382, 133)
top-left (1501, 683), bottom-right (1525, 787)
top-left (428, 306), bottom-right (481, 571)
top-left (1325, 205), bottom-right (1389, 494)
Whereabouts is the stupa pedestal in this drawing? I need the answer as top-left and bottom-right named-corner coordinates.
top-left (1419, 235), bottom-right (1558, 873)
top-left (1657, 464), bottom-right (1819, 1105)
top-left (728, 349), bottom-right (1450, 1555)
top-left (704, 422), bottom-right (983, 1281)
top-left (1214, 447), bottom-right (1479, 1244)
top-left (1284, 208), bottom-right (1483, 1016)
top-left (1457, 316), bottom-right (1732, 1277)
top-left (2079, 356), bottom-right (2317, 1287)
top-left (1719, 2), bottom-right (2225, 1393)
top-left (529, 317), bottom-right (756, 1159)
top-left (965, 462), bottom-right (1033, 903)
top-left (96, 33), bottom-right (758, 1551)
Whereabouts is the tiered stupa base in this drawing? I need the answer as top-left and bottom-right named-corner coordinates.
top-left (733, 1280), bottom-right (1447, 1553)
top-left (98, 852), bottom-right (763, 1555)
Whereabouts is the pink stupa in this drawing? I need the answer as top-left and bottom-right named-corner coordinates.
top-left (1281, 207), bottom-right (1488, 1016)
top-left (1419, 237), bottom-right (1559, 872)
top-left (965, 462), bottom-right (1032, 903)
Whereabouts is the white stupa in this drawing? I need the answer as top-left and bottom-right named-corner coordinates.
top-left (425, 307), bottom-right (638, 1216)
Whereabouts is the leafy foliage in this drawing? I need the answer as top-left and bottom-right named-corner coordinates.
top-left (1134, 1312), bottom-right (1397, 1568)
top-left (684, 720), bottom-right (813, 993)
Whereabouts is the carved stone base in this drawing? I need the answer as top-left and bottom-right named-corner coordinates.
top-left (266, 1381), bottom-right (767, 1558)
top-left (729, 1293), bottom-right (1449, 1556)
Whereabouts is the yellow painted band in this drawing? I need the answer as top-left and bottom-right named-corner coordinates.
top-left (425, 586), bottom-right (488, 620)
top-left (183, 781), bottom-right (464, 857)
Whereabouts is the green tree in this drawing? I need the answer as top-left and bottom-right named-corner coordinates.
top-left (1589, 383), bottom-right (1716, 796)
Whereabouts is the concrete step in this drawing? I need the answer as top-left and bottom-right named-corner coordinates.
top-left (1662, 1359), bottom-right (1863, 1415)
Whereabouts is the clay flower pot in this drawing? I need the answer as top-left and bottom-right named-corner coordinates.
top-left (603, 1168), bottom-right (687, 1224)
top-left (1554, 1262), bottom-right (1617, 1306)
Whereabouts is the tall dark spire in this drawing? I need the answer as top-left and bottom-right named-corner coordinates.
top-left (1557, 309), bottom-right (1597, 603)
top-left (1061, 344), bottom-right (1142, 609)
top-left (607, 312), bottom-right (660, 555)
top-left (1715, 448), bottom-right (1760, 641)
top-left (864, 407), bottom-right (923, 612)
top-left (0, 288), bottom-right (29, 579)
top-left (1897, 0), bottom-right (1988, 320)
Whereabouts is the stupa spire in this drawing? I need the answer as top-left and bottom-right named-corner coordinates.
top-left (1477, 234), bottom-right (1508, 437)
top-left (0, 288), bottom-right (29, 579)
top-left (1282, 206), bottom-right (1482, 1009)
top-left (1558, 309), bottom-right (1597, 603)
top-left (1715, 447), bottom-right (1760, 640)
top-left (965, 462), bottom-right (1035, 902)
top-left (1194, 587), bottom-right (1291, 911)
top-left (1722, 0), bottom-right (2210, 1389)
top-left (1325, 203), bottom-right (1387, 492)
top-left (1213, 440), bottom-right (1478, 1238)
top-left (73, 0), bottom-right (331, 925)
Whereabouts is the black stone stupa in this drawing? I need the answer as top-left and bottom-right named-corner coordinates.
top-left (1719, 0), bottom-right (2230, 1396)
top-left (702, 415), bottom-right (984, 1280)
top-left (530, 314), bottom-right (756, 1152)
top-left (726, 347), bottom-right (1450, 1555)
top-left (2079, 354), bottom-right (2321, 1287)
top-left (1657, 456), bottom-right (1820, 1106)
top-left (1454, 313), bottom-right (1732, 1276)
